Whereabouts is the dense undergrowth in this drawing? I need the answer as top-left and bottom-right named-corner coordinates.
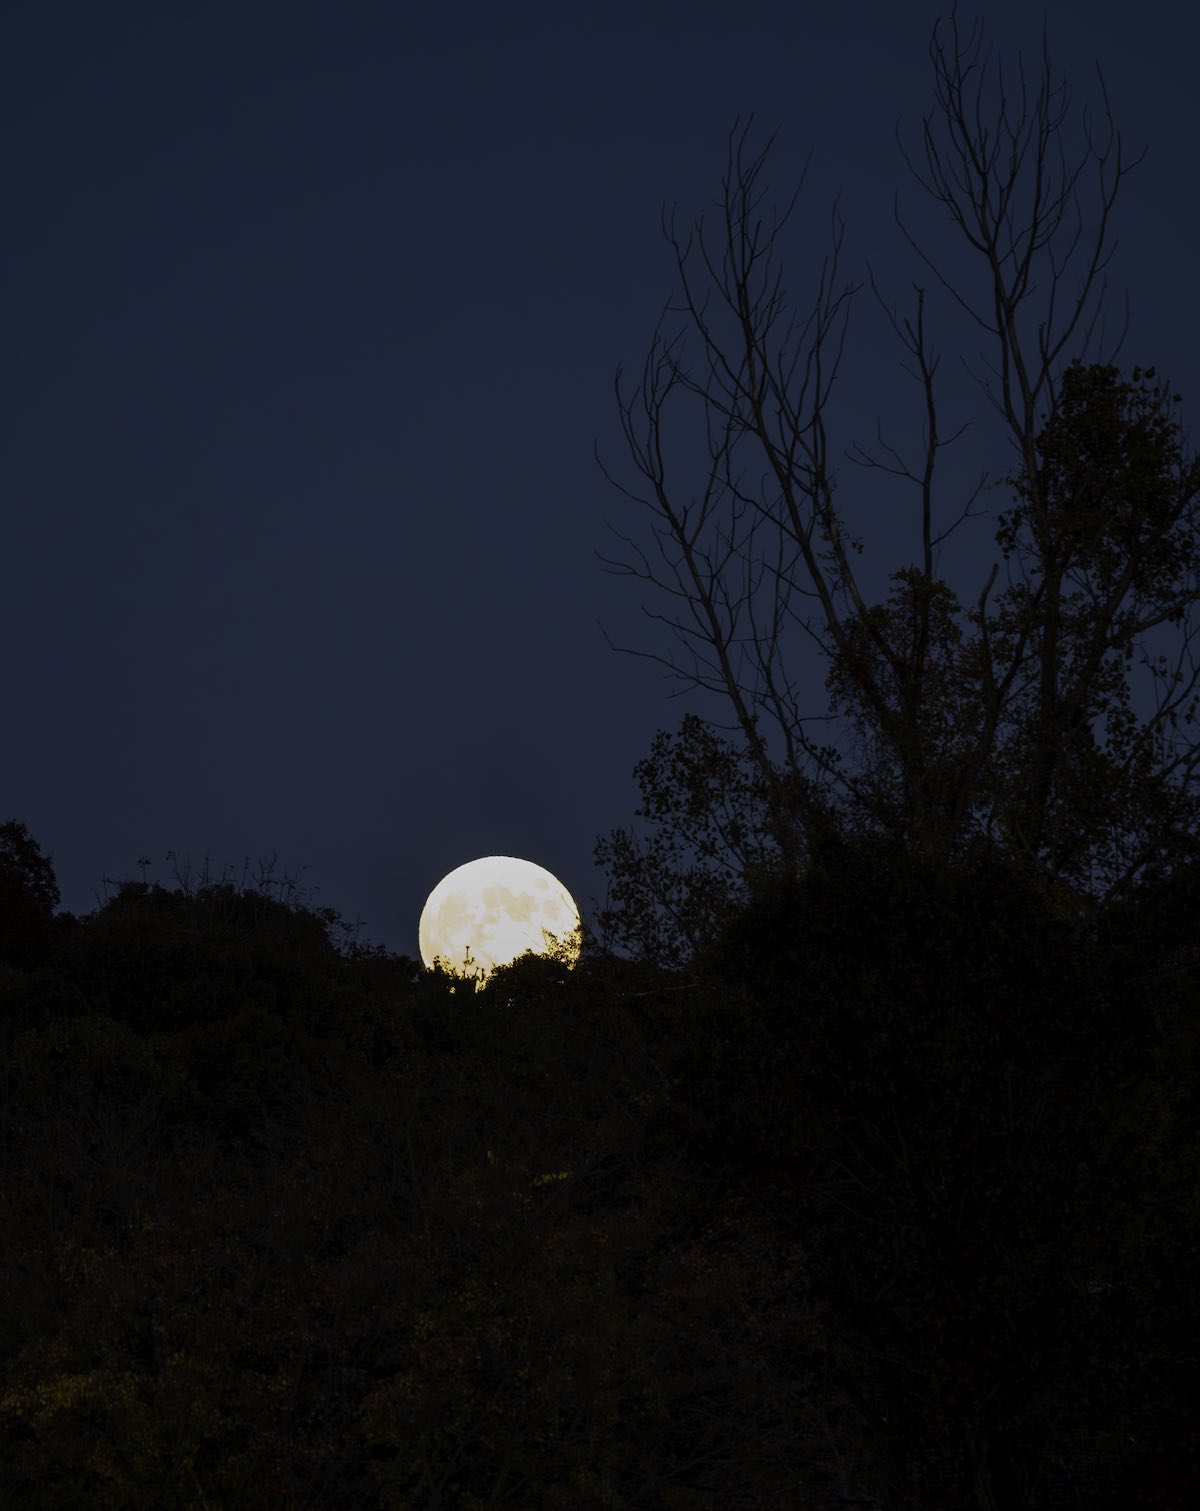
top-left (1, 823), bottom-right (1197, 1509)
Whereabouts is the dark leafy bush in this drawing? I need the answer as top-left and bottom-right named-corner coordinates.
top-left (669, 833), bottom-right (1195, 1507)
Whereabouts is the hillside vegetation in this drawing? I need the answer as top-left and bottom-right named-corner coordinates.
top-left (1, 822), bottom-right (1197, 1509)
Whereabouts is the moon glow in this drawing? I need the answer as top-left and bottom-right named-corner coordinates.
top-left (418, 855), bottom-right (581, 983)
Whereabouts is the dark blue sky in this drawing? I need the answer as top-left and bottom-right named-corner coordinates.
top-left (4, 1), bottom-right (1197, 960)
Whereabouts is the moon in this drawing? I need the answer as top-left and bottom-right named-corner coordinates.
top-left (418, 855), bottom-right (581, 983)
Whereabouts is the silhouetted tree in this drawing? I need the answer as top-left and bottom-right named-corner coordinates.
top-left (593, 713), bottom-right (850, 968)
top-left (0, 818), bottom-right (61, 972)
top-left (594, 7), bottom-right (1200, 960)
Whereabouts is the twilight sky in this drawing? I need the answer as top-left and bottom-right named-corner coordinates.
top-left (3, 0), bottom-right (1197, 961)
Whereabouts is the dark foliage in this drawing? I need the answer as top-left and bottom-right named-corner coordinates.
top-left (0, 819), bottom-right (61, 972)
top-left (669, 833), bottom-right (1200, 1508)
top-left (0, 833), bottom-right (841, 1509)
top-left (1, 822), bottom-right (1196, 1509)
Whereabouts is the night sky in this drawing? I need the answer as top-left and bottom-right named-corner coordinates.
top-left (4, 1), bottom-right (1197, 961)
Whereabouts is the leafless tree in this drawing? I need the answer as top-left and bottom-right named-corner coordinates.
top-left (595, 5), bottom-right (1200, 932)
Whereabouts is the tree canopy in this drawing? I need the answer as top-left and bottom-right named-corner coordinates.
top-left (594, 8), bottom-right (1200, 966)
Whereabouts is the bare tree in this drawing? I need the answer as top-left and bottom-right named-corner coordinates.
top-left (595, 4), bottom-right (1200, 940)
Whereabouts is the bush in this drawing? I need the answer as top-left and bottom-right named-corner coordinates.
top-left (675, 834), bottom-right (1180, 1507)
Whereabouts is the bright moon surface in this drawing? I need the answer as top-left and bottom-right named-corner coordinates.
top-left (418, 855), bottom-right (581, 983)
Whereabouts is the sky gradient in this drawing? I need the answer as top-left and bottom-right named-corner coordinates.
top-left (4, 0), bottom-right (1197, 959)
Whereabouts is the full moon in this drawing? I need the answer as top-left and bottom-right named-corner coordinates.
top-left (418, 855), bottom-right (581, 983)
